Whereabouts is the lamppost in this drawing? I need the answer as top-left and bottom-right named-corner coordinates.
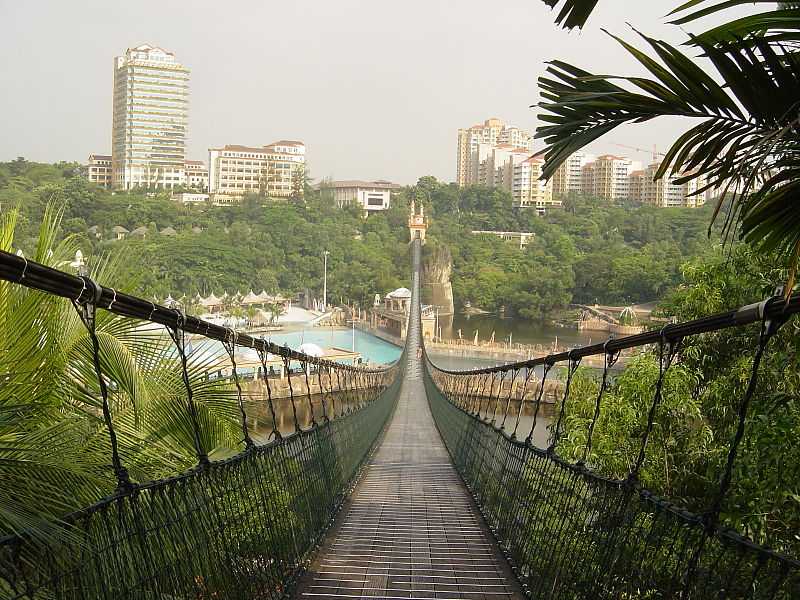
top-left (322, 250), bottom-right (330, 312)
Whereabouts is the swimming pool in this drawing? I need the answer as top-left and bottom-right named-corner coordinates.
top-left (264, 328), bottom-right (402, 366)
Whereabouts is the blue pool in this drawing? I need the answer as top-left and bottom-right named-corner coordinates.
top-left (264, 328), bottom-right (402, 366)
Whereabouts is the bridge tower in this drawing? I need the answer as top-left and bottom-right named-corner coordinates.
top-left (408, 200), bottom-right (427, 244)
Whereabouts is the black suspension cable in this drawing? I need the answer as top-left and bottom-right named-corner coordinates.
top-left (71, 276), bottom-right (133, 493)
top-left (166, 309), bottom-right (209, 467)
top-left (222, 328), bottom-right (254, 449)
top-left (282, 353), bottom-right (301, 432)
top-left (548, 352), bottom-right (581, 453)
top-left (527, 361), bottom-right (554, 446)
top-left (582, 341), bottom-right (620, 464)
top-left (316, 364), bottom-right (330, 422)
top-left (511, 367), bottom-right (536, 439)
top-left (499, 368), bottom-right (519, 431)
top-left (255, 345), bottom-right (281, 440)
top-left (301, 358), bottom-right (318, 428)
top-left (629, 328), bottom-right (682, 482)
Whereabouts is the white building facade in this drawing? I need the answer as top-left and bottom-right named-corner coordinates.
top-left (629, 162), bottom-right (709, 208)
top-left (552, 151), bottom-right (594, 199)
top-left (321, 180), bottom-right (401, 212)
top-left (208, 141), bottom-right (306, 200)
top-left (184, 160), bottom-right (208, 191)
top-left (456, 118), bottom-right (534, 187)
top-left (85, 154), bottom-right (112, 188)
top-left (512, 155), bottom-right (557, 213)
top-left (581, 155), bottom-right (634, 201)
top-left (111, 44), bottom-right (189, 190)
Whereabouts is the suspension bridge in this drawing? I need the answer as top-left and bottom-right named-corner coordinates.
top-left (0, 228), bottom-right (799, 598)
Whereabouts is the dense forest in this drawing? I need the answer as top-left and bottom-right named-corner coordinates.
top-left (3, 158), bottom-right (715, 319)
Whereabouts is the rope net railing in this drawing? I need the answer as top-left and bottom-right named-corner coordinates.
top-left (0, 249), bottom-right (403, 599)
top-left (423, 291), bottom-right (800, 599)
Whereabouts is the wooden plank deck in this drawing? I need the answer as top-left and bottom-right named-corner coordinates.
top-left (295, 250), bottom-right (522, 600)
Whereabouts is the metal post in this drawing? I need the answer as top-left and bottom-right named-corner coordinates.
top-left (323, 250), bottom-right (329, 312)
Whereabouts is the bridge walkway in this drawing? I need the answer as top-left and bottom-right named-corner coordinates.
top-left (295, 244), bottom-right (522, 600)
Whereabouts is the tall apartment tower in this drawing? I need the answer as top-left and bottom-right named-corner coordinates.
top-left (112, 44), bottom-right (189, 190)
top-left (629, 162), bottom-right (709, 208)
top-left (552, 151), bottom-right (595, 199)
top-left (581, 155), bottom-right (633, 201)
top-left (456, 118), bottom-right (533, 186)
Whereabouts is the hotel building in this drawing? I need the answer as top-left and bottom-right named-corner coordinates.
top-left (111, 44), bottom-right (190, 190)
top-left (207, 141), bottom-right (306, 200)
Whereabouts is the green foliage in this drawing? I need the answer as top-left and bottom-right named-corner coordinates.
top-left (410, 176), bottom-right (715, 316)
top-left (0, 160), bottom-right (409, 306)
top-left (0, 201), bottom-right (243, 541)
top-left (558, 244), bottom-right (800, 556)
top-left (2, 163), bottom-right (717, 323)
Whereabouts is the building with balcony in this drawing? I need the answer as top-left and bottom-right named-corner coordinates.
top-left (85, 154), bottom-right (112, 188)
top-left (456, 118), bottom-right (534, 187)
top-left (581, 155), bottom-right (634, 201)
top-left (111, 44), bottom-right (189, 190)
top-left (318, 180), bottom-right (401, 212)
top-left (184, 160), bottom-right (208, 191)
top-left (511, 155), bottom-right (557, 213)
top-left (208, 141), bottom-right (305, 200)
top-left (628, 162), bottom-right (709, 208)
top-left (552, 151), bottom-right (594, 199)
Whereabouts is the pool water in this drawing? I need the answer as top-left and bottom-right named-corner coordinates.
top-left (264, 327), bottom-right (402, 366)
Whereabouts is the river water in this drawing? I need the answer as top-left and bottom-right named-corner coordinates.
top-left (441, 313), bottom-right (597, 348)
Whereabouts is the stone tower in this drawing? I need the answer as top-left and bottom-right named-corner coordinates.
top-left (408, 200), bottom-right (427, 243)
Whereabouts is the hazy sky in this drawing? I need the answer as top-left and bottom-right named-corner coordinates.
top-left (1, 1), bottom-right (746, 184)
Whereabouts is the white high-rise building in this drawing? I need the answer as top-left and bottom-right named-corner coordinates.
top-left (552, 151), bottom-right (595, 199)
top-left (581, 155), bottom-right (634, 201)
top-left (512, 155), bottom-right (557, 214)
top-left (456, 118), bottom-right (534, 187)
top-left (111, 44), bottom-right (190, 190)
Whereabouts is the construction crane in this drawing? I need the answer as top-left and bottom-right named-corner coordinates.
top-left (612, 143), bottom-right (665, 163)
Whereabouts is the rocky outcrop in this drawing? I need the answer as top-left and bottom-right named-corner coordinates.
top-left (422, 243), bottom-right (454, 315)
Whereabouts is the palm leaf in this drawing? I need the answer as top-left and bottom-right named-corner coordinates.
top-left (537, 0), bottom-right (600, 29)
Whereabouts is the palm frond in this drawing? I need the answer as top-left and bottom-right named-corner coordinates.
top-left (537, 28), bottom-right (800, 276)
top-left (538, 0), bottom-right (600, 29)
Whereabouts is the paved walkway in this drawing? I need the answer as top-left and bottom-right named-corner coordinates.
top-left (295, 243), bottom-right (522, 600)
